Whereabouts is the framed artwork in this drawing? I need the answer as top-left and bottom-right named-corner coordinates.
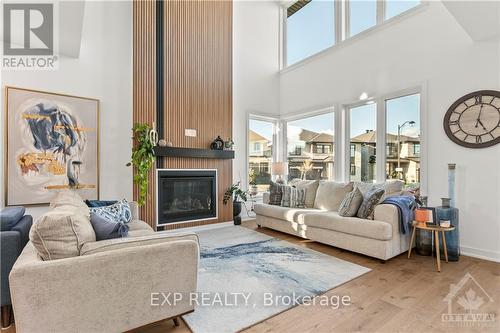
top-left (4, 86), bottom-right (99, 206)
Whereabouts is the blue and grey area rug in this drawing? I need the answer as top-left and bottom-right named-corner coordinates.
top-left (183, 225), bottom-right (370, 333)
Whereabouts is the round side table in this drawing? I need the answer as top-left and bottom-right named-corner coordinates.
top-left (408, 221), bottom-right (455, 272)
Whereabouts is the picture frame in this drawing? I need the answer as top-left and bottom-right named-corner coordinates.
top-left (4, 86), bottom-right (100, 206)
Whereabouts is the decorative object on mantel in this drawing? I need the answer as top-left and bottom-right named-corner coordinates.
top-left (443, 90), bottom-right (500, 148)
top-left (148, 122), bottom-right (159, 146)
top-left (166, 141), bottom-right (173, 147)
top-left (210, 136), bottom-right (224, 150)
top-left (158, 139), bottom-right (167, 147)
top-left (224, 138), bottom-right (234, 150)
top-left (126, 123), bottom-right (155, 206)
top-left (223, 182), bottom-right (248, 225)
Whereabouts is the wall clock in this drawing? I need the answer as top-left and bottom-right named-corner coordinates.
top-left (444, 90), bottom-right (500, 148)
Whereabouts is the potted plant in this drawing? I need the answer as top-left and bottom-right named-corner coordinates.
top-left (126, 123), bottom-right (155, 206)
top-left (223, 182), bottom-right (248, 225)
top-left (248, 169), bottom-right (258, 195)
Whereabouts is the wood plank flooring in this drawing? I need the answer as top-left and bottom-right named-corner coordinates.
top-left (4, 219), bottom-right (499, 333)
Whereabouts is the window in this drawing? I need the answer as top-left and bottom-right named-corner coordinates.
top-left (286, 0), bottom-right (335, 65)
top-left (286, 112), bottom-right (334, 181)
top-left (349, 0), bottom-right (377, 37)
top-left (248, 118), bottom-right (275, 192)
top-left (385, 93), bottom-right (420, 186)
top-left (349, 103), bottom-right (377, 182)
top-left (386, 0), bottom-right (420, 19)
top-left (284, 1), bottom-right (421, 68)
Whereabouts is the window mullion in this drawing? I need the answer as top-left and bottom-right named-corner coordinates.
top-left (376, 98), bottom-right (386, 182)
top-left (377, 0), bottom-right (385, 24)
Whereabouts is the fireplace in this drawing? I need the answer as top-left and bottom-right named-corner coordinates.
top-left (156, 169), bottom-right (217, 226)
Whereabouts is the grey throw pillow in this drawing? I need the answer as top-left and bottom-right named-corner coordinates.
top-left (268, 182), bottom-right (283, 206)
top-left (357, 188), bottom-right (385, 219)
top-left (90, 213), bottom-right (129, 241)
top-left (338, 188), bottom-right (363, 217)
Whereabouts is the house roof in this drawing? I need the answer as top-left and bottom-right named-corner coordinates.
top-left (287, 0), bottom-right (311, 18)
top-left (249, 130), bottom-right (269, 142)
top-left (351, 130), bottom-right (420, 143)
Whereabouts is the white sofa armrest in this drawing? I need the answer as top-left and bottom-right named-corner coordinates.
top-left (10, 236), bottom-right (199, 333)
top-left (374, 203), bottom-right (410, 257)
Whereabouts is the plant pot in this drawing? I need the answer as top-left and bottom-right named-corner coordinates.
top-left (233, 200), bottom-right (242, 225)
top-left (250, 185), bottom-right (258, 196)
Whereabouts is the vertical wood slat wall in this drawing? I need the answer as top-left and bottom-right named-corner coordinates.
top-left (133, 0), bottom-right (156, 226)
top-left (133, 0), bottom-right (233, 229)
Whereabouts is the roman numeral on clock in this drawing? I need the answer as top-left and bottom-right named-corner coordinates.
top-left (476, 135), bottom-right (482, 143)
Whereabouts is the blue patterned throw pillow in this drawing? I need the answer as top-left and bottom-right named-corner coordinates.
top-left (89, 199), bottom-right (132, 224)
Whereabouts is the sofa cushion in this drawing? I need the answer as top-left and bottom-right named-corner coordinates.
top-left (254, 203), bottom-right (320, 224)
top-left (30, 207), bottom-right (96, 260)
top-left (0, 206), bottom-right (26, 231)
top-left (303, 211), bottom-right (392, 241)
top-left (313, 181), bottom-right (354, 211)
top-left (268, 182), bottom-right (284, 206)
top-left (338, 188), bottom-right (364, 217)
top-left (50, 190), bottom-right (90, 217)
top-left (288, 179), bottom-right (319, 208)
top-left (355, 180), bottom-right (403, 199)
top-left (281, 185), bottom-right (306, 208)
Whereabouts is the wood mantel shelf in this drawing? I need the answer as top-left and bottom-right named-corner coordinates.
top-left (153, 146), bottom-right (235, 159)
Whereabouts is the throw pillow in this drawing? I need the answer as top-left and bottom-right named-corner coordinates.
top-left (281, 185), bottom-right (307, 208)
top-left (50, 190), bottom-right (90, 217)
top-left (0, 206), bottom-right (26, 231)
top-left (89, 199), bottom-right (132, 224)
top-left (90, 213), bottom-right (129, 241)
top-left (354, 180), bottom-right (403, 200)
top-left (85, 200), bottom-right (118, 207)
top-left (313, 181), bottom-right (354, 211)
top-left (268, 182), bottom-right (283, 206)
top-left (357, 188), bottom-right (385, 219)
top-left (288, 179), bottom-right (319, 208)
top-left (338, 188), bottom-right (364, 217)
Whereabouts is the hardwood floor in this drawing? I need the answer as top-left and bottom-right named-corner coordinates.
top-left (4, 219), bottom-right (499, 333)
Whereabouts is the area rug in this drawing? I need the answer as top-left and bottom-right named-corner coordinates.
top-left (182, 225), bottom-right (370, 333)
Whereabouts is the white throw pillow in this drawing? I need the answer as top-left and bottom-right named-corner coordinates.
top-left (313, 181), bottom-right (354, 211)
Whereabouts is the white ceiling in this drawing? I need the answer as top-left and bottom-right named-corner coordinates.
top-left (442, 0), bottom-right (500, 41)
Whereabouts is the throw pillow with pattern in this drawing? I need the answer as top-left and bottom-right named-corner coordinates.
top-left (338, 187), bottom-right (364, 217)
top-left (281, 185), bottom-right (307, 208)
top-left (268, 182), bottom-right (283, 206)
top-left (357, 188), bottom-right (385, 219)
top-left (89, 199), bottom-right (132, 224)
top-left (295, 187), bottom-right (307, 208)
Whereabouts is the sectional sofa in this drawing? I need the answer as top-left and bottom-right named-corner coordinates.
top-left (254, 180), bottom-right (411, 261)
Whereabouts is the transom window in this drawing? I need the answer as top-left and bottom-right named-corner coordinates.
top-left (285, 0), bottom-right (421, 66)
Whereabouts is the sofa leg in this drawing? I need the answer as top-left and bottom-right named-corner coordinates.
top-left (173, 317), bottom-right (180, 327)
top-left (257, 224), bottom-right (261, 228)
top-left (1, 305), bottom-right (12, 328)
top-left (380, 259), bottom-right (386, 264)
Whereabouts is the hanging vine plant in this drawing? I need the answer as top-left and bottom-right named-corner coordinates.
top-left (126, 123), bottom-right (155, 206)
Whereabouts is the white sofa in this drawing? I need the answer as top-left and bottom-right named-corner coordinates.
top-left (254, 180), bottom-right (411, 261)
top-left (9, 201), bottom-right (199, 333)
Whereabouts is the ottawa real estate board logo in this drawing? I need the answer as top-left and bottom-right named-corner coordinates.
top-left (2, 3), bottom-right (58, 69)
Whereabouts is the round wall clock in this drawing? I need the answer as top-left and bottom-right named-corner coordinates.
top-left (444, 90), bottom-right (500, 148)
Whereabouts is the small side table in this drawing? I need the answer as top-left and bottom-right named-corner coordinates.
top-left (408, 222), bottom-right (455, 272)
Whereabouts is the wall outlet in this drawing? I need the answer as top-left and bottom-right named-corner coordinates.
top-left (185, 129), bottom-right (197, 137)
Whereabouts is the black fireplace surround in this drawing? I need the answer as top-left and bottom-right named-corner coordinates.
top-left (157, 170), bottom-right (217, 226)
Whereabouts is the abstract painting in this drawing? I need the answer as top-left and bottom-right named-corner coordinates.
top-left (5, 87), bottom-right (99, 206)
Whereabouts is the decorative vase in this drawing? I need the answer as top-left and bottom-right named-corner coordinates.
top-left (233, 200), bottom-right (242, 225)
top-left (448, 163), bottom-right (456, 207)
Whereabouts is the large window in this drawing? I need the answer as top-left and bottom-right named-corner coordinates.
top-left (248, 118), bottom-right (275, 192)
top-left (286, 0), bottom-right (335, 66)
top-left (349, 0), bottom-right (377, 37)
top-left (284, 0), bottom-right (420, 67)
top-left (349, 103), bottom-right (377, 182)
top-left (385, 93), bottom-right (421, 186)
top-left (286, 112), bottom-right (334, 181)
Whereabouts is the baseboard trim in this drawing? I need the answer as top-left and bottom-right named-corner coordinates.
top-left (461, 246), bottom-right (500, 263)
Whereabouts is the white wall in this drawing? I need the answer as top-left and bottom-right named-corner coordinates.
top-left (0, 1), bottom-right (133, 220)
top-left (279, 2), bottom-right (500, 261)
top-left (233, 0), bottom-right (281, 188)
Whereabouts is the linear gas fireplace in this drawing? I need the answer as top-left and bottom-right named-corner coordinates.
top-left (156, 169), bottom-right (217, 226)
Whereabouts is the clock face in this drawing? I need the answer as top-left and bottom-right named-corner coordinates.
top-left (444, 90), bottom-right (500, 148)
